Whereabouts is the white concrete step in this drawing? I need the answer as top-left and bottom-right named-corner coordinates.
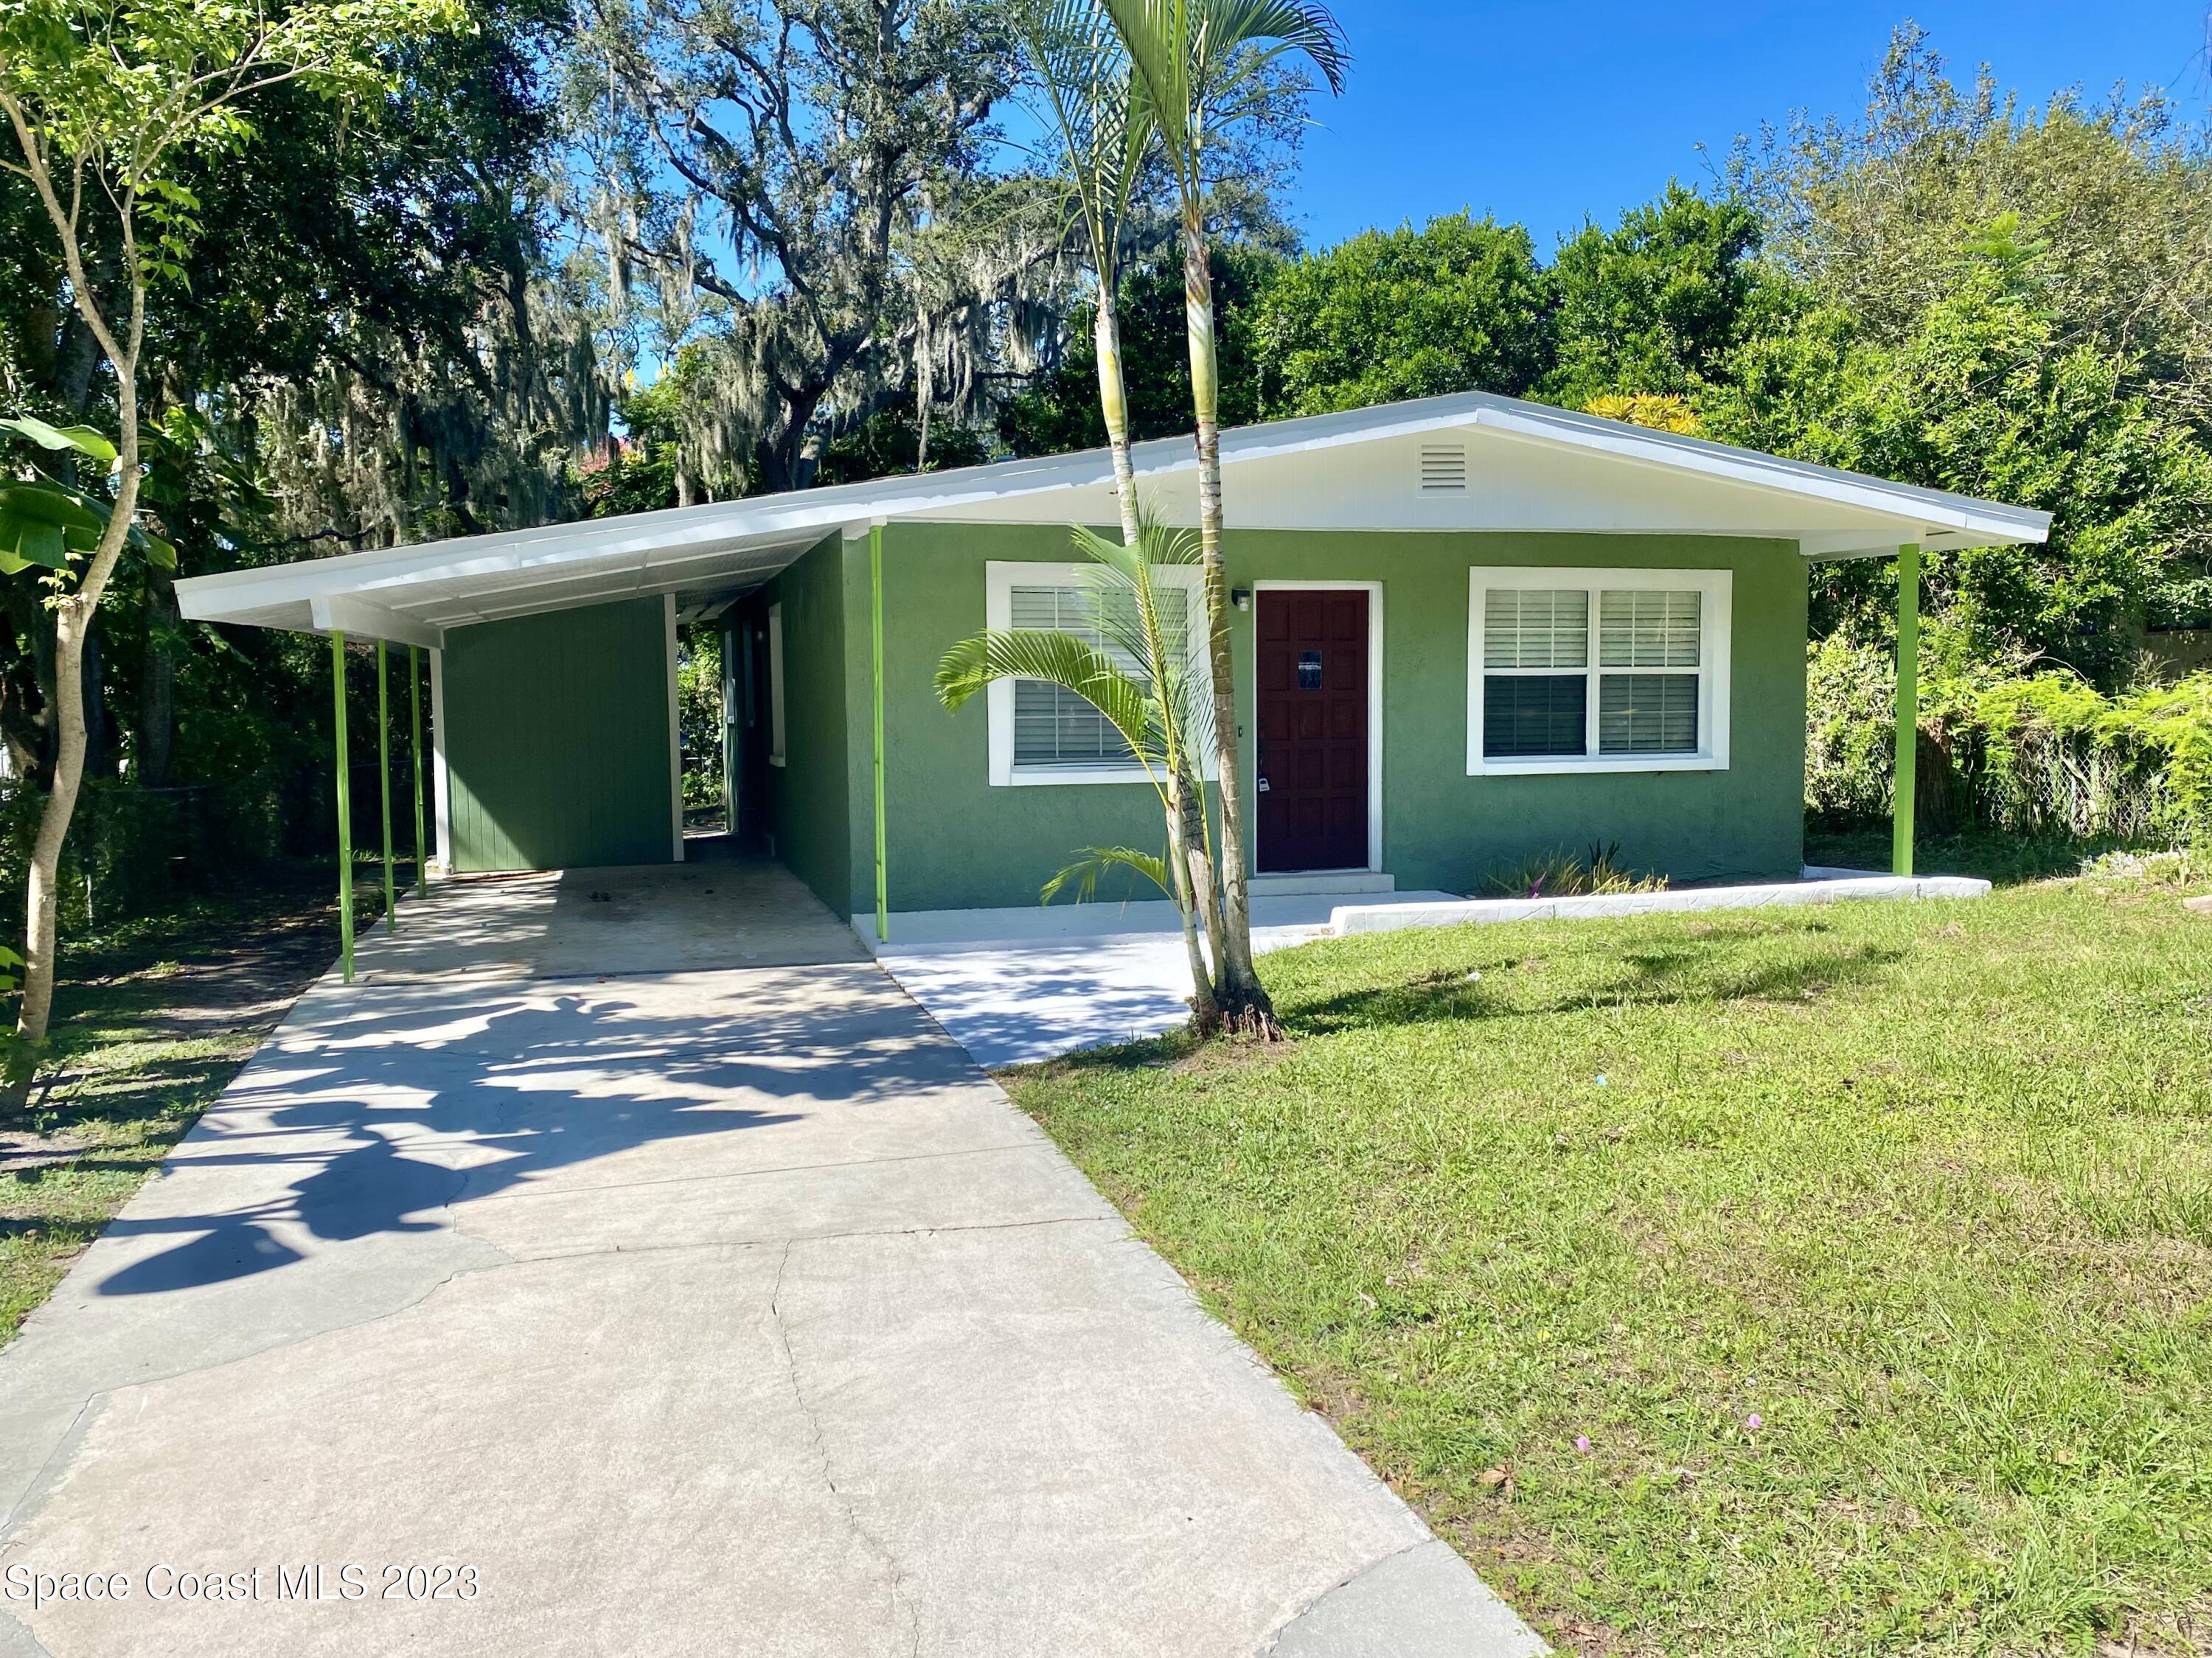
top-left (1248, 871), bottom-right (1396, 897)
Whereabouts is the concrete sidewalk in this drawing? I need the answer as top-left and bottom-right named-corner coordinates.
top-left (0, 861), bottom-right (1543, 1657)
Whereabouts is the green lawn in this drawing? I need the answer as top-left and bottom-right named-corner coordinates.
top-left (1002, 849), bottom-right (2212, 1656)
top-left (1, 865), bottom-right (379, 1345)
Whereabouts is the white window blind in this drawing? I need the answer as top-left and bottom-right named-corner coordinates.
top-left (1599, 589), bottom-right (1701, 668)
top-left (1599, 673), bottom-right (1699, 753)
top-left (1009, 585), bottom-right (1188, 770)
top-left (1484, 589), bottom-right (1588, 669)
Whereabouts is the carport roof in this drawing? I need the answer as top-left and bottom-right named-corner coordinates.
top-left (175, 389), bottom-right (2051, 648)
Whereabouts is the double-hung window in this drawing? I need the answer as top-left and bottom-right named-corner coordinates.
top-left (1466, 568), bottom-right (1730, 775)
top-left (984, 560), bottom-right (1208, 787)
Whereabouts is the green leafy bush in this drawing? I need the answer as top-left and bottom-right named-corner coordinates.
top-left (1806, 636), bottom-right (2212, 844)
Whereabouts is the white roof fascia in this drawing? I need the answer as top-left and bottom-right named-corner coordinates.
top-left (307, 596), bottom-right (445, 650)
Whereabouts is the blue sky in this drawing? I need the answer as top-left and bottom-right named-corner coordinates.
top-left (1292, 3), bottom-right (2210, 253)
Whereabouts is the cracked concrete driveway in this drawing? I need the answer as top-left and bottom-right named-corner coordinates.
top-left (0, 855), bottom-right (1543, 1657)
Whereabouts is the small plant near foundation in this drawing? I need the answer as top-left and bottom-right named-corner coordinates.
top-left (1479, 840), bottom-right (1668, 899)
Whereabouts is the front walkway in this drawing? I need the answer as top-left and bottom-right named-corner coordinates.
top-left (0, 857), bottom-right (1540, 1657)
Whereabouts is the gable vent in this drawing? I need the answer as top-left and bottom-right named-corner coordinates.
top-left (1419, 442), bottom-right (1468, 493)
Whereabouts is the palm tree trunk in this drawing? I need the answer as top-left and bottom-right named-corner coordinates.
top-left (1095, 282), bottom-right (1220, 1031)
top-left (1180, 211), bottom-right (1279, 1036)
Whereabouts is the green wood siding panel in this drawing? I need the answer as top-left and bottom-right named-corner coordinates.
top-left (865, 523), bottom-right (1806, 913)
top-left (442, 596), bottom-right (675, 872)
top-left (751, 533), bottom-right (855, 916)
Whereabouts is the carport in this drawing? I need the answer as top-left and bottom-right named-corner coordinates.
top-left (175, 478), bottom-right (920, 976)
top-left (175, 459), bottom-right (1099, 975)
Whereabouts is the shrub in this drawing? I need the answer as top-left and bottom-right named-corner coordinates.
top-left (1481, 841), bottom-right (1669, 899)
top-left (1806, 636), bottom-right (2212, 845)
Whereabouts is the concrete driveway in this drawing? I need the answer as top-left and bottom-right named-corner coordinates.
top-left (0, 855), bottom-right (1540, 1657)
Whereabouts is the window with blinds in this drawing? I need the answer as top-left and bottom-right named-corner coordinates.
top-left (1482, 589), bottom-right (1588, 757)
top-left (1598, 589), bottom-right (1700, 754)
top-left (1471, 574), bottom-right (1720, 769)
top-left (1008, 584), bottom-right (1187, 770)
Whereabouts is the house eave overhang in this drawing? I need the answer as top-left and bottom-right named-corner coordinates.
top-left (176, 390), bottom-right (2052, 646)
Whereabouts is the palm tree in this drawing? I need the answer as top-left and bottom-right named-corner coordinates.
top-left (936, 517), bottom-right (1221, 1025)
top-left (1015, 0), bottom-right (1224, 1030)
top-left (1102, 0), bottom-right (1349, 1036)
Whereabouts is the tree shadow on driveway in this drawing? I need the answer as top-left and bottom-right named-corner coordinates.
top-left (91, 966), bottom-right (978, 1297)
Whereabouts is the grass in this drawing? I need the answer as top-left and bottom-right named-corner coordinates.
top-left (1, 862), bottom-right (383, 1346)
top-left (1001, 842), bottom-right (2212, 1656)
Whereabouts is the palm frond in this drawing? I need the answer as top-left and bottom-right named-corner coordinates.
top-left (1194, 0), bottom-right (1349, 96)
top-left (934, 627), bottom-right (1159, 759)
top-left (1103, 0), bottom-right (1347, 187)
top-left (1068, 505), bottom-right (1215, 766)
top-left (1015, 0), bottom-right (1157, 282)
top-left (1041, 845), bottom-right (1174, 906)
top-left (1100, 0), bottom-right (1199, 166)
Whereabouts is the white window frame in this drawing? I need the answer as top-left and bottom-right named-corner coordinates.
top-left (766, 603), bottom-right (787, 768)
top-left (984, 560), bottom-right (1212, 788)
top-left (1466, 566), bottom-right (1731, 776)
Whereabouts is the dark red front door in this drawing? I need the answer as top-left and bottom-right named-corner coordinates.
top-left (1256, 590), bottom-right (1369, 872)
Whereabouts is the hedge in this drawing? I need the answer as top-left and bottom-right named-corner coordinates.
top-left (1807, 637), bottom-right (2212, 845)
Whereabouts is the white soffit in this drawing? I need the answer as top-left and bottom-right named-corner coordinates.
top-left (177, 390), bottom-right (2050, 643)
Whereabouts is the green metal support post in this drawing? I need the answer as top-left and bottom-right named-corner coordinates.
top-left (411, 644), bottom-right (428, 896)
top-left (377, 641), bottom-right (395, 930)
top-left (1893, 543), bottom-right (1921, 878)
top-left (331, 632), bottom-right (354, 983)
top-left (871, 523), bottom-right (888, 943)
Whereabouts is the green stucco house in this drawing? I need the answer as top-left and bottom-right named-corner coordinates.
top-left (176, 391), bottom-right (2049, 926)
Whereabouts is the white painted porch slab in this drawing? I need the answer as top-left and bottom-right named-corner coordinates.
top-left (867, 893), bottom-right (1458, 1068)
top-left (860, 890), bottom-right (1459, 956)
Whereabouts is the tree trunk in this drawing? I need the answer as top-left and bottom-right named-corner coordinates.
top-left (139, 574), bottom-right (178, 787)
top-left (1180, 210), bottom-right (1278, 1037)
top-left (1095, 281), bottom-right (1220, 1031)
top-left (7, 591), bottom-right (96, 1101)
top-left (6, 393), bottom-right (142, 1109)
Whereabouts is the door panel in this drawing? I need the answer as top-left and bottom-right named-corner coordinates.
top-left (1256, 590), bottom-right (1370, 872)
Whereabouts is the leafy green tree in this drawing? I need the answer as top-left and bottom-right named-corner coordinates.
top-left (1542, 184), bottom-right (1767, 408)
top-left (0, 0), bottom-right (464, 1104)
top-left (1255, 212), bottom-right (1546, 417)
top-left (569, 0), bottom-right (1046, 492)
top-left (1704, 225), bottom-right (2212, 683)
top-left (999, 251), bottom-right (1277, 456)
top-left (813, 399), bottom-right (992, 487)
top-left (1731, 23), bottom-right (2212, 425)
